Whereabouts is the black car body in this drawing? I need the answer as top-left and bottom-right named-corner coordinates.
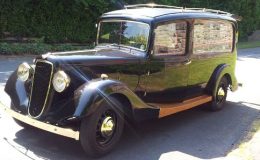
top-left (1, 4), bottom-right (239, 157)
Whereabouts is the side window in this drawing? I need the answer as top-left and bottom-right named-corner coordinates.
top-left (193, 20), bottom-right (233, 55)
top-left (154, 21), bottom-right (187, 55)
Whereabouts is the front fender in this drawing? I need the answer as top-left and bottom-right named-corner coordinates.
top-left (73, 79), bottom-right (158, 120)
top-left (4, 69), bottom-right (31, 114)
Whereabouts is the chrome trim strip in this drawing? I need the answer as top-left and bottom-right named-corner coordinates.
top-left (0, 104), bottom-right (79, 140)
top-left (28, 60), bottom-right (54, 118)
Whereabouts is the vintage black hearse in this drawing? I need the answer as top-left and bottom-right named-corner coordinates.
top-left (1, 4), bottom-right (239, 157)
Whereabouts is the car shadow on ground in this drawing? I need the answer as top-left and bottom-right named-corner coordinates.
top-left (12, 101), bottom-right (259, 160)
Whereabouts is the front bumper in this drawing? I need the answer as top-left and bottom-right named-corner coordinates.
top-left (0, 104), bottom-right (80, 140)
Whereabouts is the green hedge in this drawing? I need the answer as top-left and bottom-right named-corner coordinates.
top-left (0, 0), bottom-right (260, 43)
top-left (0, 42), bottom-right (93, 55)
top-left (0, 0), bottom-right (112, 43)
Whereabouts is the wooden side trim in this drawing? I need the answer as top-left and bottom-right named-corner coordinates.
top-left (159, 95), bottom-right (212, 118)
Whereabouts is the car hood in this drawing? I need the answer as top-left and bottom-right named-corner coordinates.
top-left (41, 47), bottom-right (146, 66)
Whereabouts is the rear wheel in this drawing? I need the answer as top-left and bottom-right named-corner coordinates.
top-left (80, 98), bottom-right (124, 157)
top-left (208, 76), bottom-right (228, 111)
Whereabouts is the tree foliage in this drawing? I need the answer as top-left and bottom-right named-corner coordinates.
top-left (0, 0), bottom-right (259, 43)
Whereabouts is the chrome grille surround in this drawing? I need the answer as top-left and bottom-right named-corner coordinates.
top-left (28, 60), bottom-right (54, 118)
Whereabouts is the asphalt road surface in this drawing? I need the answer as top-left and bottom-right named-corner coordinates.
top-left (0, 48), bottom-right (260, 160)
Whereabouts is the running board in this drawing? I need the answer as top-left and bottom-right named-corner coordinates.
top-left (159, 95), bottom-right (212, 118)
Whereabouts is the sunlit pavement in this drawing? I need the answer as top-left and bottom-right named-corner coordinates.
top-left (0, 48), bottom-right (259, 160)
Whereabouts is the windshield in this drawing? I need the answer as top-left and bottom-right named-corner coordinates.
top-left (98, 21), bottom-right (150, 51)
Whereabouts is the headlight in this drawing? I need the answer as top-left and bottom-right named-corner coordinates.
top-left (17, 63), bottom-right (32, 81)
top-left (52, 70), bottom-right (70, 93)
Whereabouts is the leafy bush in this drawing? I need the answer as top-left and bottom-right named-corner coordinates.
top-left (0, 0), bottom-right (260, 42)
top-left (0, 0), bottom-right (111, 43)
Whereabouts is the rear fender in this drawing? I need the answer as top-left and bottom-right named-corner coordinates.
top-left (206, 64), bottom-right (237, 94)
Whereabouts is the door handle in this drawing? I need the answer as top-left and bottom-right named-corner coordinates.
top-left (184, 59), bottom-right (191, 65)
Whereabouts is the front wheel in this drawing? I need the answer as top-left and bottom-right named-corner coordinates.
top-left (208, 76), bottom-right (228, 111)
top-left (80, 98), bottom-right (124, 157)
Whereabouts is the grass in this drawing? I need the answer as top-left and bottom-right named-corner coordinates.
top-left (227, 115), bottom-right (260, 160)
top-left (0, 42), bottom-right (93, 55)
top-left (237, 41), bottom-right (260, 49)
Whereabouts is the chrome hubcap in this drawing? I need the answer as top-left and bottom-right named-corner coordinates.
top-left (96, 110), bottom-right (117, 145)
top-left (100, 116), bottom-right (115, 138)
top-left (216, 86), bottom-right (226, 104)
top-left (218, 87), bottom-right (225, 97)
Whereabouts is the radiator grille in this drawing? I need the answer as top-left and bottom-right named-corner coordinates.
top-left (28, 61), bottom-right (53, 118)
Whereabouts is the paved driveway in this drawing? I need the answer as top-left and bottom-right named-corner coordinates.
top-left (0, 48), bottom-right (260, 160)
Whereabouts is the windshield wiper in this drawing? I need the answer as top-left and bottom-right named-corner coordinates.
top-left (98, 43), bottom-right (126, 50)
top-left (97, 43), bottom-right (145, 56)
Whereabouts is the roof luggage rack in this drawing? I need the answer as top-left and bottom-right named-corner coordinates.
top-left (124, 3), bottom-right (242, 21)
top-left (125, 3), bottom-right (183, 9)
top-left (186, 8), bottom-right (230, 15)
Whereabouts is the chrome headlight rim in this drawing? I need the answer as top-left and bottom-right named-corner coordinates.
top-left (17, 62), bottom-right (32, 82)
top-left (52, 70), bottom-right (71, 93)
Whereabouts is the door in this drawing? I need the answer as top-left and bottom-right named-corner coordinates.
top-left (139, 20), bottom-right (190, 104)
top-left (188, 19), bottom-right (234, 94)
